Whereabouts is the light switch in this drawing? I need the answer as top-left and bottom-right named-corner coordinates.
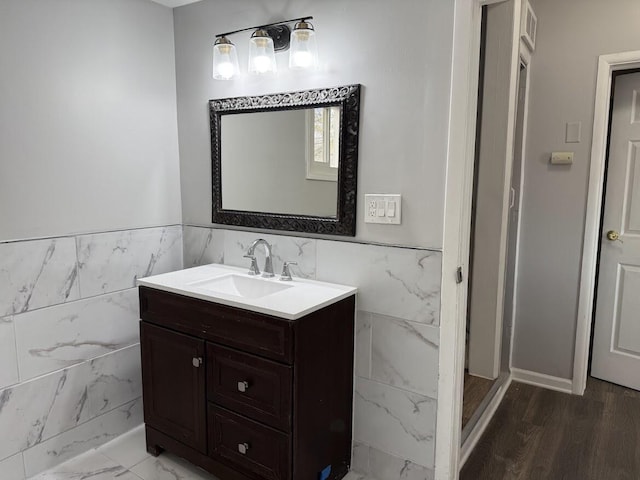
top-left (566, 122), bottom-right (582, 143)
top-left (387, 201), bottom-right (396, 218)
top-left (364, 194), bottom-right (402, 224)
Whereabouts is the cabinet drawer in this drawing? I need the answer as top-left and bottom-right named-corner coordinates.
top-left (139, 287), bottom-right (293, 363)
top-left (207, 344), bottom-right (292, 431)
top-left (209, 405), bottom-right (291, 480)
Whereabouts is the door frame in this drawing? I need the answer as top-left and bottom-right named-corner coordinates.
top-left (573, 50), bottom-right (640, 395)
top-left (436, 0), bottom-right (519, 478)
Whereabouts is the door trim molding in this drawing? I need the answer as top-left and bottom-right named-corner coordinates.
top-left (437, 0), bottom-right (514, 478)
top-left (511, 368), bottom-right (573, 394)
top-left (573, 50), bottom-right (640, 395)
top-left (459, 375), bottom-right (512, 468)
top-left (436, 1), bottom-right (484, 478)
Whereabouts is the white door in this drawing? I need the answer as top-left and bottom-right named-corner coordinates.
top-left (591, 72), bottom-right (640, 390)
top-left (468, 0), bottom-right (515, 380)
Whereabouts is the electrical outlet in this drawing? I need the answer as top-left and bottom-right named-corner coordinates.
top-left (364, 194), bottom-right (402, 224)
top-left (368, 200), bottom-right (377, 218)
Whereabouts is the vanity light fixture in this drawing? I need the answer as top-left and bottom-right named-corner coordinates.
top-left (212, 16), bottom-right (316, 80)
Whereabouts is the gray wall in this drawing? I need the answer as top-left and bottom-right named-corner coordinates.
top-left (0, 1), bottom-right (184, 478)
top-left (174, 0), bottom-right (454, 249)
top-left (0, 0), bottom-right (182, 242)
top-left (174, 0), bottom-right (454, 475)
top-left (512, 0), bottom-right (640, 379)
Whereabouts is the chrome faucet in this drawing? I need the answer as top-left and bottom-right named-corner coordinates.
top-left (245, 238), bottom-right (274, 278)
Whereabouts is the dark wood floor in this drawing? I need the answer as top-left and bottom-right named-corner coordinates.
top-left (461, 378), bottom-right (640, 480)
top-left (463, 371), bottom-right (496, 429)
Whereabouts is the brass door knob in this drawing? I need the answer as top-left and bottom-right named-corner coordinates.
top-left (606, 230), bottom-right (620, 241)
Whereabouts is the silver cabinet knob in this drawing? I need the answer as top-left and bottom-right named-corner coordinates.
top-left (238, 442), bottom-right (250, 455)
top-left (237, 381), bottom-right (249, 392)
top-left (192, 357), bottom-right (203, 368)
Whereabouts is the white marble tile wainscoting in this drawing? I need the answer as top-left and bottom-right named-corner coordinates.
top-left (1, 224), bottom-right (439, 480)
top-left (0, 226), bottom-right (183, 480)
top-left (19, 425), bottom-right (373, 480)
top-left (183, 226), bottom-right (441, 480)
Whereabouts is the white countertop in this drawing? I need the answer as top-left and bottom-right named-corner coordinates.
top-left (137, 263), bottom-right (357, 320)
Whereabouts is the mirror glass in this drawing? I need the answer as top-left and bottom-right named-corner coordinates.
top-left (210, 84), bottom-right (361, 236)
top-left (220, 106), bottom-right (341, 217)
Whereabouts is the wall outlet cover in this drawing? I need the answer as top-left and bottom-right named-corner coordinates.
top-left (364, 194), bottom-right (402, 224)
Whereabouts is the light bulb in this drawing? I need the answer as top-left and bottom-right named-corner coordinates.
top-left (215, 61), bottom-right (235, 79)
top-left (212, 37), bottom-right (239, 80)
top-left (291, 51), bottom-right (313, 69)
top-left (248, 29), bottom-right (277, 75)
top-left (289, 20), bottom-right (318, 70)
top-left (251, 55), bottom-right (272, 74)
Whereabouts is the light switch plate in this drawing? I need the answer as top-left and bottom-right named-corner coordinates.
top-left (364, 194), bottom-right (402, 224)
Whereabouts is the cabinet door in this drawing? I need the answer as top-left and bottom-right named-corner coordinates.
top-left (141, 322), bottom-right (206, 453)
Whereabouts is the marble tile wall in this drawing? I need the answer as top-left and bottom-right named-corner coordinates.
top-left (182, 226), bottom-right (440, 479)
top-left (0, 225), bottom-right (182, 479)
top-left (354, 443), bottom-right (436, 480)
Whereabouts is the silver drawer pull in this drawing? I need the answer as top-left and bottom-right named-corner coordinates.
top-left (237, 381), bottom-right (249, 392)
top-left (192, 357), bottom-right (203, 368)
top-left (238, 442), bottom-right (250, 455)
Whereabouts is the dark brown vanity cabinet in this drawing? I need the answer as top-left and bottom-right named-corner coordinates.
top-left (139, 286), bottom-right (355, 480)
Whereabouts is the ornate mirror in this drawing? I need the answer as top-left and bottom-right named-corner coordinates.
top-left (209, 84), bottom-right (361, 236)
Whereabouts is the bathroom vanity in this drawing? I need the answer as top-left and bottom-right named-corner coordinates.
top-left (137, 264), bottom-right (357, 480)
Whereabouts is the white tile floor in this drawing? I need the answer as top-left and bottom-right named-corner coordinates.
top-left (28, 426), bottom-right (369, 480)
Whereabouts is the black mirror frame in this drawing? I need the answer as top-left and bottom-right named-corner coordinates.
top-left (209, 84), bottom-right (361, 236)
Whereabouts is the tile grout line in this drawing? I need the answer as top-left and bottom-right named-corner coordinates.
top-left (366, 312), bottom-right (373, 379)
top-left (0, 224), bottom-right (183, 246)
top-left (10, 285), bottom-right (140, 317)
top-left (74, 235), bottom-right (83, 300)
top-left (9, 315), bottom-right (23, 388)
top-left (183, 223), bottom-right (444, 253)
top-left (358, 308), bottom-right (440, 332)
top-left (355, 374), bottom-right (439, 401)
top-left (20, 452), bottom-right (27, 480)
top-left (18, 342), bottom-right (141, 388)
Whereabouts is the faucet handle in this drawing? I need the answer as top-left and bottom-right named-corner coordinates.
top-left (280, 261), bottom-right (298, 281)
top-left (243, 255), bottom-right (260, 276)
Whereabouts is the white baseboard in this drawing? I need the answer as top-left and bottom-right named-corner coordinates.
top-left (510, 367), bottom-right (573, 394)
top-left (460, 375), bottom-right (512, 468)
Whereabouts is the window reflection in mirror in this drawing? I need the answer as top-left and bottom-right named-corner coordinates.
top-left (220, 106), bottom-right (341, 218)
top-left (307, 106), bottom-right (340, 181)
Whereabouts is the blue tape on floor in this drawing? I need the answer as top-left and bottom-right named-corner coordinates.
top-left (319, 464), bottom-right (332, 480)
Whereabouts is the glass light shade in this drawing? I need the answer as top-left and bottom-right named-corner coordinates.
top-left (248, 29), bottom-right (277, 75)
top-left (212, 37), bottom-right (239, 80)
top-left (289, 21), bottom-right (318, 70)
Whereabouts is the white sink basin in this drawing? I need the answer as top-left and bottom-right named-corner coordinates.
top-left (137, 263), bottom-right (357, 320)
top-left (187, 274), bottom-right (293, 299)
